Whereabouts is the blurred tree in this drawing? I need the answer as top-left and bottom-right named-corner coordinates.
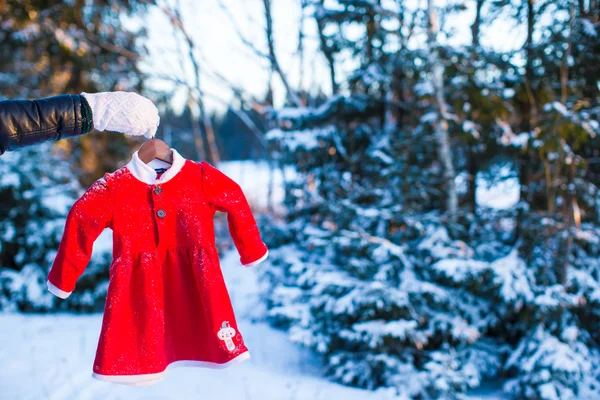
top-left (215, 106), bottom-right (268, 161)
top-left (261, 0), bottom-right (600, 399)
top-left (0, 0), bottom-right (152, 186)
top-left (0, 142), bottom-right (112, 313)
top-left (0, 0), bottom-right (153, 313)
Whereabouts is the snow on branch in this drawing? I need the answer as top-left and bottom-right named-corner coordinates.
top-left (271, 95), bottom-right (380, 130)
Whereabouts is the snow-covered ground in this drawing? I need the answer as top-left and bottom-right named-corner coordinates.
top-left (218, 160), bottom-right (296, 212)
top-left (0, 249), bottom-right (500, 400)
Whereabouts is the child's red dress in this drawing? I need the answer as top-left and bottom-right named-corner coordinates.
top-left (46, 148), bottom-right (268, 386)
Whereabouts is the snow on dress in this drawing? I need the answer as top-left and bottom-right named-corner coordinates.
top-left (46, 147), bottom-right (269, 386)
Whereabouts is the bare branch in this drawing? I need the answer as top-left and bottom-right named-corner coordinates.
top-left (427, 0), bottom-right (458, 222)
top-left (216, 0), bottom-right (302, 107)
top-left (159, 2), bottom-right (220, 164)
top-left (83, 31), bottom-right (142, 60)
top-left (216, 0), bottom-right (270, 59)
top-left (315, 0), bottom-right (338, 94)
top-left (262, 0), bottom-right (303, 106)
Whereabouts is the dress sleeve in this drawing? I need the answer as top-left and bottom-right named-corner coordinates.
top-left (201, 161), bottom-right (269, 267)
top-left (47, 174), bottom-right (113, 299)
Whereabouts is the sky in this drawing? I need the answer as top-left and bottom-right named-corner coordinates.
top-left (139, 0), bottom-right (527, 115)
top-left (141, 0), bottom-right (321, 114)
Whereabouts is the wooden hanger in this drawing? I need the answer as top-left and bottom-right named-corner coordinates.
top-left (138, 138), bottom-right (173, 164)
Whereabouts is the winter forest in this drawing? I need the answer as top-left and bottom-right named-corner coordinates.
top-left (1, 0), bottom-right (600, 399)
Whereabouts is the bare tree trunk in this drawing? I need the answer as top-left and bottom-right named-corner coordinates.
top-left (266, 69), bottom-right (276, 213)
top-left (162, 4), bottom-right (220, 164)
top-left (427, 0), bottom-right (457, 222)
top-left (557, 8), bottom-right (577, 285)
top-left (466, 0), bottom-right (485, 211)
top-left (263, 0), bottom-right (303, 106)
top-left (519, 0), bottom-right (537, 204)
top-left (560, 7), bottom-right (575, 104)
top-left (525, 0), bottom-right (537, 127)
top-left (179, 15), bottom-right (219, 165)
top-left (365, 4), bottom-right (376, 64)
top-left (558, 162), bottom-right (577, 284)
top-left (384, 84), bottom-right (396, 131)
top-left (164, 124), bottom-right (172, 145)
top-left (541, 154), bottom-right (555, 215)
top-left (297, 0), bottom-right (307, 91)
top-left (197, 97), bottom-right (220, 165)
top-left (268, 155), bottom-right (275, 213)
top-left (315, 0), bottom-right (338, 94)
top-left (187, 95), bottom-right (207, 161)
top-left (471, 0), bottom-right (484, 48)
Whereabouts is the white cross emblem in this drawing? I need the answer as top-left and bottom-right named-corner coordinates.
top-left (217, 321), bottom-right (237, 352)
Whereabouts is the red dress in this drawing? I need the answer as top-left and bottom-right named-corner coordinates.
top-left (46, 148), bottom-right (268, 386)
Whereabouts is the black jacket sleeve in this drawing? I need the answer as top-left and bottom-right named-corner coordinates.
top-left (0, 94), bottom-right (93, 155)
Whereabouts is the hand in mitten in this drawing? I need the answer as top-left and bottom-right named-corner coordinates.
top-left (80, 92), bottom-right (160, 139)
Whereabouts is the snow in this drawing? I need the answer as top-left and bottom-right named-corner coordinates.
top-left (504, 325), bottom-right (595, 400)
top-left (0, 248), bottom-right (502, 400)
top-left (0, 250), bottom-right (401, 400)
top-left (91, 229), bottom-right (113, 262)
top-left (0, 315), bottom-right (399, 400)
top-left (1, 224), bottom-right (15, 241)
top-left (218, 159), bottom-right (539, 215)
top-left (265, 126), bottom-right (335, 152)
top-left (463, 120), bottom-right (480, 139)
top-left (351, 319), bottom-right (419, 343)
top-left (561, 327), bottom-right (580, 342)
top-left (489, 249), bottom-right (534, 304)
top-left (414, 81), bottom-right (434, 96)
top-left (544, 101), bottom-right (570, 117)
top-left (217, 159), bottom-right (296, 211)
top-left (581, 19), bottom-right (597, 37)
top-left (496, 119), bottom-right (531, 149)
top-left (0, 171), bottom-right (21, 188)
top-left (420, 111), bottom-right (437, 123)
top-left (41, 190), bottom-right (77, 215)
top-left (582, 120), bottom-right (599, 137)
top-left (476, 171), bottom-right (520, 210)
top-left (502, 88), bottom-right (515, 99)
top-left (417, 226), bottom-right (451, 258)
top-left (432, 259), bottom-right (489, 283)
top-left (371, 149), bottom-right (394, 165)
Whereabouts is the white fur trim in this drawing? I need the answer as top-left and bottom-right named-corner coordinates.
top-left (243, 249), bottom-right (269, 267)
top-left (47, 280), bottom-right (72, 299)
top-left (92, 351), bottom-right (251, 386)
top-left (125, 147), bottom-right (186, 185)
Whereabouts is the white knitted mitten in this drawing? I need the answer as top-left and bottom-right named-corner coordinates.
top-left (81, 91), bottom-right (160, 139)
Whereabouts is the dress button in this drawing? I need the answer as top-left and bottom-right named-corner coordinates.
top-left (154, 185), bottom-right (162, 195)
top-left (157, 209), bottom-right (166, 218)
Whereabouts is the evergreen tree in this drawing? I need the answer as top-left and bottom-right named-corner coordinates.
top-left (0, 0), bottom-right (149, 98)
top-left (0, 143), bottom-right (112, 312)
top-left (0, 1), bottom-right (152, 313)
top-left (260, 0), bottom-right (600, 398)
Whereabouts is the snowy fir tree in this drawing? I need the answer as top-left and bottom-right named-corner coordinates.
top-left (0, 143), bottom-right (112, 312)
top-left (259, 1), bottom-right (600, 399)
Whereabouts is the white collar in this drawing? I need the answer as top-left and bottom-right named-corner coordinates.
top-left (125, 147), bottom-right (187, 185)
